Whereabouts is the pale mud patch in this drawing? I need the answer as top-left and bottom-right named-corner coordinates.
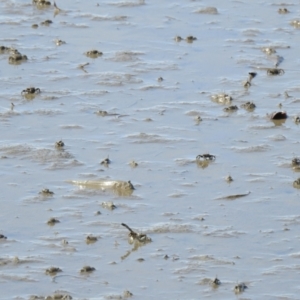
top-left (173, 265), bottom-right (206, 275)
top-left (0, 144), bottom-right (75, 165)
top-left (109, 0), bottom-right (145, 7)
top-left (270, 3), bottom-right (295, 6)
top-left (162, 212), bottom-right (179, 217)
top-left (37, 237), bottom-right (77, 252)
top-left (137, 84), bottom-right (178, 91)
top-left (275, 158), bottom-right (295, 168)
top-left (58, 22), bottom-right (89, 28)
top-left (188, 254), bottom-right (235, 265)
top-left (262, 264), bottom-right (300, 275)
top-left (267, 134), bottom-right (286, 141)
top-left (174, 158), bottom-right (195, 166)
top-left (134, 104), bottom-right (172, 112)
top-left (180, 182), bottom-right (198, 187)
top-left (290, 98), bottom-right (300, 104)
top-left (46, 159), bottom-right (83, 170)
top-left (0, 110), bottom-right (20, 119)
top-left (126, 132), bottom-right (194, 144)
top-left (96, 72), bottom-right (143, 86)
top-left (108, 51), bottom-right (144, 62)
top-left (48, 75), bottom-right (71, 81)
top-left (262, 294), bottom-right (297, 300)
top-left (52, 244), bottom-right (77, 253)
top-left (0, 274), bottom-right (37, 282)
top-left (59, 124), bottom-right (83, 129)
top-left (85, 220), bottom-right (125, 229)
top-left (0, 19), bottom-right (23, 26)
top-left (248, 124), bottom-right (282, 130)
top-left (0, 256), bottom-right (41, 266)
top-left (76, 173), bottom-right (98, 179)
top-left (202, 226), bottom-right (246, 238)
top-left (226, 38), bottom-right (256, 44)
top-left (236, 56), bottom-right (264, 65)
top-left (194, 7), bottom-right (218, 14)
top-left (242, 28), bottom-right (262, 37)
top-left (22, 194), bottom-right (55, 204)
top-left (90, 15), bottom-right (128, 22)
top-left (30, 291), bottom-right (73, 300)
top-left (289, 252), bottom-right (300, 258)
top-left (230, 144), bottom-right (271, 152)
top-left (20, 110), bottom-right (63, 117)
top-left (198, 277), bottom-right (222, 286)
top-left (168, 191), bottom-right (188, 198)
top-left (150, 223), bottom-right (195, 233)
top-left (246, 172), bottom-right (276, 183)
top-left (185, 110), bottom-right (206, 117)
top-left (192, 215), bottom-right (206, 222)
top-left (129, 61), bottom-right (178, 72)
top-left (277, 215), bottom-right (300, 226)
top-left (65, 188), bottom-right (110, 198)
top-left (76, 90), bottom-right (109, 97)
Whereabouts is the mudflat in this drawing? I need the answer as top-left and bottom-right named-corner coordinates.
top-left (0, 0), bottom-right (300, 299)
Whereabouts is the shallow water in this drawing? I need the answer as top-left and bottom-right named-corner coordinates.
top-left (1, 0), bottom-right (300, 299)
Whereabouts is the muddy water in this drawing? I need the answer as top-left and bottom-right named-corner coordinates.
top-left (1, 0), bottom-right (300, 299)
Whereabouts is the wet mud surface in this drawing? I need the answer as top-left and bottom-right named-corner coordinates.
top-left (1, 0), bottom-right (300, 299)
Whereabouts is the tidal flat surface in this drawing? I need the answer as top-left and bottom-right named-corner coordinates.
top-left (1, 0), bottom-right (300, 299)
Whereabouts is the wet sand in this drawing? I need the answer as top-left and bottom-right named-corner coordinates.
top-left (1, 0), bottom-right (300, 299)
